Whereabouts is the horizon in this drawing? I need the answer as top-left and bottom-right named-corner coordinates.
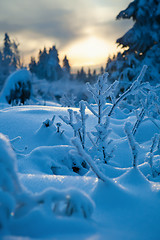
top-left (0, 0), bottom-right (132, 69)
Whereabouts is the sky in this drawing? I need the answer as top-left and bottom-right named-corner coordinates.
top-left (0, 0), bottom-right (132, 70)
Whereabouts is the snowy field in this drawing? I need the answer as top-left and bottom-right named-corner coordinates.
top-left (1, 102), bottom-right (160, 240)
top-left (0, 68), bottom-right (160, 240)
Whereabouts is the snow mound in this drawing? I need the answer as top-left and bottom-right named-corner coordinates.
top-left (0, 133), bottom-right (21, 194)
top-left (34, 121), bottom-right (70, 146)
top-left (0, 69), bottom-right (32, 105)
top-left (0, 133), bottom-right (20, 232)
top-left (18, 145), bottom-right (88, 176)
top-left (116, 167), bottom-right (151, 191)
top-left (0, 134), bottom-right (94, 237)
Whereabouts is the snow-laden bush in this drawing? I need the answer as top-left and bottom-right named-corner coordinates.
top-left (83, 67), bottom-right (147, 164)
top-left (59, 101), bottom-right (88, 149)
top-left (0, 69), bottom-right (32, 105)
top-left (71, 66), bottom-right (160, 179)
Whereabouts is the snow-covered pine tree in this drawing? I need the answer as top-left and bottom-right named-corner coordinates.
top-left (29, 57), bottom-right (37, 75)
top-left (36, 47), bottom-right (48, 79)
top-left (87, 68), bottom-right (92, 80)
top-left (47, 46), bottom-right (62, 81)
top-left (29, 46), bottom-right (62, 81)
top-left (63, 55), bottom-right (71, 74)
top-left (3, 33), bottom-right (13, 76)
top-left (100, 66), bottom-right (104, 75)
top-left (11, 40), bottom-right (21, 70)
top-left (0, 33), bottom-right (20, 89)
top-left (77, 67), bottom-right (87, 82)
top-left (116, 0), bottom-right (160, 54)
top-left (106, 0), bottom-right (160, 93)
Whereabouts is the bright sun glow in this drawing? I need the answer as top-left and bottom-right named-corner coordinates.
top-left (64, 37), bottom-right (109, 67)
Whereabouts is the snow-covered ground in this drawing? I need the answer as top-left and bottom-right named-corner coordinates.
top-left (0, 102), bottom-right (160, 240)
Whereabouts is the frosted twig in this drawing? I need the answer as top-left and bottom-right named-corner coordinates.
top-left (132, 108), bottom-right (145, 135)
top-left (85, 101), bottom-right (98, 118)
top-left (124, 122), bottom-right (139, 168)
top-left (146, 133), bottom-right (160, 176)
top-left (59, 109), bottom-right (80, 137)
top-left (108, 65), bottom-right (147, 117)
top-left (72, 137), bottom-right (110, 183)
top-left (10, 136), bottom-right (21, 143)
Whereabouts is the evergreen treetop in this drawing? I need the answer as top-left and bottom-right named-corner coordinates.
top-left (0, 33), bottom-right (20, 88)
top-left (116, 0), bottom-right (160, 54)
top-left (63, 55), bottom-right (71, 74)
top-left (106, 0), bottom-right (160, 92)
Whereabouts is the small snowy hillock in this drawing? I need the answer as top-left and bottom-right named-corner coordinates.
top-left (19, 145), bottom-right (88, 176)
top-left (0, 69), bottom-right (32, 106)
top-left (0, 133), bottom-right (95, 239)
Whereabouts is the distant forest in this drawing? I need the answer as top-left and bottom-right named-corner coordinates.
top-left (0, 33), bottom-right (105, 90)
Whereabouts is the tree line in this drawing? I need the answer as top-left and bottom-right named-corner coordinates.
top-left (0, 33), bottom-right (103, 89)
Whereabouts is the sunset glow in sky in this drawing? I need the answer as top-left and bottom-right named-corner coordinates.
top-left (0, 0), bottom-right (132, 69)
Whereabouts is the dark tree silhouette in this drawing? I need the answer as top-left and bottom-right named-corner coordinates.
top-left (0, 33), bottom-right (20, 88)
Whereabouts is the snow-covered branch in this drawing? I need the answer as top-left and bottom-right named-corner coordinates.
top-left (124, 122), bottom-right (139, 168)
top-left (59, 109), bottom-right (81, 137)
top-left (86, 72), bottom-right (119, 124)
top-left (145, 133), bottom-right (160, 177)
top-left (72, 137), bottom-right (110, 183)
top-left (108, 65), bottom-right (147, 117)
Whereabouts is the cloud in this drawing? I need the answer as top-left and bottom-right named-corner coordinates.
top-left (92, 0), bottom-right (130, 8)
top-left (0, 0), bottom-right (91, 49)
top-left (0, 8), bottom-right (83, 48)
top-left (0, 0), bottom-right (133, 64)
top-left (93, 19), bottom-right (133, 43)
top-left (0, 0), bottom-right (132, 47)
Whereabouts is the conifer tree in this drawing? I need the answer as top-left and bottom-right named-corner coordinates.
top-left (30, 45), bottom-right (63, 81)
top-left (80, 67), bottom-right (86, 82)
top-left (87, 68), bottom-right (93, 83)
top-left (29, 57), bottom-right (37, 74)
top-left (100, 66), bottom-right (104, 75)
top-left (0, 33), bottom-right (21, 89)
top-left (37, 47), bottom-right (48, 79)
top-left (63, 55), bottom-right (71, 74)
top-left (106, 0), bottom-right (160, 92)
top-left (3, 33), bottom-right (12, 63)
top-left (116, 0), bottom-right (160, 54)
